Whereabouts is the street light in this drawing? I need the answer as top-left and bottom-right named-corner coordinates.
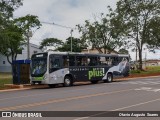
top-left (70, 29), bottom-right (73, 52)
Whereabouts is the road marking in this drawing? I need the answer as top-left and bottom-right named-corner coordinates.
top-left (135, 87), bottom-right (160, 92)
top-left (0, 88), bottom-right (133, 111)
top-left (74, 97), bottom-right (160, 120)
top-left (119, 81), bottom-right (160, 85)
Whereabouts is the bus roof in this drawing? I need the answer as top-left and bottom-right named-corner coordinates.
top-left (32, 51), bottom-right (129, 57)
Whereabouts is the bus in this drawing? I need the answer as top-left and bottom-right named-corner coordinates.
top-left (30, 51), bottom-right (130, 88)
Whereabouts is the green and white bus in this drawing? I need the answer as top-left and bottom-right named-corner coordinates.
top-left (30, 51), bottom-right (130, 88)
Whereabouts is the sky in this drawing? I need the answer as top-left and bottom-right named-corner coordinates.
top-left (13, 0), bottom-right (160, 60)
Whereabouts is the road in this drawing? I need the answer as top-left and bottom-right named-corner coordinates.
top-left (0, 76), bottom-right (160, 120)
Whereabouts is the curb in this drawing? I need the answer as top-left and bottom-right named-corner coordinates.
top-left (0, 88), bottom-right (30, 92)
top-left (1, 75), bottom-right (160, 93)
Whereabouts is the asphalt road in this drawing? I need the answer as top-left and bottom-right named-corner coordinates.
top-left (1, 76), bottom-right (160, 120)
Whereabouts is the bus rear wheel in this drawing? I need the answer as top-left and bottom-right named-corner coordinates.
top-left (63, 76), bottom-right (73, 87)
top-left (106, 73), bottom-right (113, 83)
top-left (91, 80), bottom-right (98, 84)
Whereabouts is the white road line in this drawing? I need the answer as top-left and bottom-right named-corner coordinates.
top-left (135, 81), bottom-right (149, 84)
top-left (73, 97), bottom-right (160, 120)
top-left (119, 81), bottom-right (160, 85)
top-left (146, 81), bottom-right (160, 84)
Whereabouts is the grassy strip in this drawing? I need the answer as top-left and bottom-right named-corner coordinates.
top-left (130, 66), bottom-right (160, 75)
top-left (0, 73), bottom-right (12, 89)
top-left (0, 78), bottom-right (12, 90)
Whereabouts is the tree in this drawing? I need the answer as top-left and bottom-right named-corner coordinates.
top-left (40, 38), bottom-right (64, 50)
top-left (146, 16), bottom-right (160, 50)
top-left (0, 15), bottom-right (41, 64)
top-left (77, 6), bottom-right (124, 54)
top-left (0, 0), bottom-right (23, 19)
top-left (58, 37), bottom-right (87, 52)
top-left (0, 0), bottom-right (23, 34)
top-left (116, 0), bottom-right (160, 70)
top-left (0, 0), bottom-right (24, 64)
top-left (118, 48), bottom-right (129, 54)
top-left (0, 22), bottom-right (24, 64)
top-left (14, 14), bottom-right (41, 37)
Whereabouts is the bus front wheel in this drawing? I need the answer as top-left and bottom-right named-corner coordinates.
top-left (64, 76), bottom-right (73, 87)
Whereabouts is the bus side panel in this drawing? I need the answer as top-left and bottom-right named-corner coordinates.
top-left (102, 58), bottom-right (130, 80)
top-left (69, 67), bottom-right (88, 82)
top-left (69, 66), bottom-right (111, 81)
top-left (49, 68), bottom-right (69, 84)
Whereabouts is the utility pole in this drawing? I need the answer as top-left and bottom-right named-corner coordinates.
top-left (70, 29), bottom-right (73, 52)
top-left (27, 31), bottom-right (32, 60)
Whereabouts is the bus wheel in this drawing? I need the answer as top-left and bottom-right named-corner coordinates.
top-left (91, 80), bottom-right (98, 84)
top-left (64, 76), bottom-right (73, 87)
top-left (107, 73), bottom-right (113, 83)
top-left (48, 84), bottom-right (56, 88)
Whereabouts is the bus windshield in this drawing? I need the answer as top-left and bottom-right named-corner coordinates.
top-left (31, 53), bottom-right (47, 77)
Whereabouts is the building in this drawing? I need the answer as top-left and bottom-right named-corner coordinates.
top-left (0, 43), bottom-right (42, 72)
top-left (145, 59), bottom-right (160, 66)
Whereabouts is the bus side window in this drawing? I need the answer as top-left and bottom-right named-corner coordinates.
top-left (75, 56), bottom-right (87, 66)
top-left (63, 56), bottom-right (69, 67)
top-left (106, 57), bottom-right (112, 66)
top-left (112, 57), bottom-right (118, 65)
top-left (99, 57), bottom-right (107, 65)
top-left (69, 56), bottom-right (75, 66)
top-left (81, 57), bottom-right (88, 66)
top-left (88, 57), bottom-right (97, 66)
top-left (119, 57), bottom-right (123, 62)
top-left (50, 58), bottom-right (60, 68)
top-left (76, 56), bottom-right (81, 66)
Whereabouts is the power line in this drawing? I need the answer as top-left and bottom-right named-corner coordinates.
top-left (13, 15), bottom-right (76, 30)
top-left (41, 21), bottom-right (76, 30)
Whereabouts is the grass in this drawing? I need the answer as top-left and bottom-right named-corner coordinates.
top-left (0, 73), bottom-right (12, 89)
top-left (130, 66), bottom-right (160, 75)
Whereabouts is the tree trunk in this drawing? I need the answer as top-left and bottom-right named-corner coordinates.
top-left (138, 48), bottom-right (143, 70)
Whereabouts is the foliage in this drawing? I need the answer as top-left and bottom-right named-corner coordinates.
top-left (77, 6), bottom-right (124, 54)
top-left (40, 38), bottom-right (64, 50)
top-left (0, 0), bottom-right (23, 33)
top-left (146, 16), bottom-right (160, 49)
top-left (0, 1), bottom-right (41, 64)
top-left (0, 21), bottom-right (24, 64)
top-left (0, 0), bottom-right (23, 18)
top-left (118, 48), bottom-right (129, 54)
top-left (58, 37), bottom-right (87, 52)
top-left (14, 14), bottom-right (41, 37)
top-left (116, 0), bottom-right (160, 70)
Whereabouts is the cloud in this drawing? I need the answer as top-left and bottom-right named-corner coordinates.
top-left (14, 0), bottom-right (117, 45)
top-left (14, 0), bottom-right (160, 60)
